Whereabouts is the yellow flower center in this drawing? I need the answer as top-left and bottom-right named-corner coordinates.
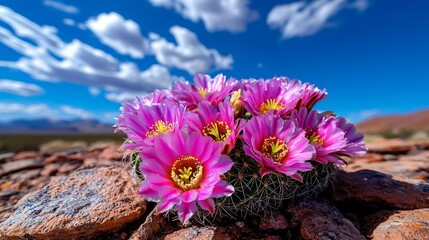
top-left (259, 99), bottom-right (285, 114)
top-left (202, 121), bottom-right (231, 142)
top-left (146, 120), bottom-right (174, 138)
top-left (305, 130), bottom-right (324, 145)
top-left (261, 136), bottom-right (288, 162)
top-left (230, 89), bottom-right (244, 117)
top-left (171, 155), bottom-right (203, 191)
top-left (198, 87), bottom-right (207, 98)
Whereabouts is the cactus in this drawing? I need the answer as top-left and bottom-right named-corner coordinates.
top-left (193, 139), bottom-right (338, 223)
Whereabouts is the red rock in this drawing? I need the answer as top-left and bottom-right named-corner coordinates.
top-left (81, 158), bottom-right (124, 168)
top-left (399, 150), bottom-right (429, 162)
top-left (44, 152), bottom-right (83, 164)
top-left (0, 159), bottom-right (44, 177)
top-left (329, 170), bottom-right (429, 209)
top-left (0, 152), bottom-right (14, 162)
top-left (366, 138), bottom-right (415, 154)
top-left (345, 159), bottom-right (429, 179)
top-left (287, 197), bottom-right (365, 240)
top-left (354, 153), bottom-right (383, 163)
top-left (129, 208), bottom-right (166, 240)
top-left (57, 163), bottom-right (80, 174)
top-left (163, 226), bottom-right (232, 240)
top-left (364, 209), bottom-right (429, 240)
top-left (259, 210), bottom-right (289, 231)
top-left (13, 151), bottom-right (39, 160)
top-left (99, 145), bottom-right (123, 161)
top-left (40, 164), bottom-right (59, 176)
top-left (0, 166), bottom-right (146, 239)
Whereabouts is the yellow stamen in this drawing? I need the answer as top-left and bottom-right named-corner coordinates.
top-left (146, 120), bottom-right (174, 138)
top-left (306, 130), bottom-right (324, 145)
top-left (198, 87), bottom-right (207, 98)
top-left (230, 89), bottom-right (244, 118)
top-left (259, 99), bottom-right (285, 114)
top-left (171, 155), bottom-right (203, 191)
top-left (261, 136), bottom-right (288, 162)
top-left (202, 121), bottom-right (231, 142)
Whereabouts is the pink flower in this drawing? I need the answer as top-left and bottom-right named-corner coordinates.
top-left (115, 100), bottom-right (187, 149)
top-left (242, 114), bottom-right (314, 181)
top-left (290, 108), bottom-right (348, 164)
top-left (188, 101), bottom-right (241, 154)
top-left (139, 130), bottom-right (234, 224)
top-left (241, 78), bottom-right (301, 118)
top-left (336, 117), bottom-right (367, 156)
top-left (172, 74), bottom-right (236, 110)
top-left (282, 78), bottom-right (327, 110)
top-left (141, 89), bottom-right (174, 106)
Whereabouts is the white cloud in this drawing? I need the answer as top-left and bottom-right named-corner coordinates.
top-left (150, 26), bottom-right (233, 74)
top-left (148, 0), bottom-right (258, 33)
top-left (60, 105), bottom-right (94, 119)
top-left (43, 0), bottom-right (79, 14)
top-left (105, 92), bottom-right (143, 103)
top-left (89, 87), bottom-right (100, 96)
top-left (0, 79), bottom-right (44, 96)
top-left (0, 6), bottom-right (179, 102)
top-left (86, 12), bottom-right (147, 58)
top-left (0, 103), bottom-right (51, 114)
top-left (267, 0), bottom-right (368, 38)
top-left (63, 18), bottom-right (76, 26)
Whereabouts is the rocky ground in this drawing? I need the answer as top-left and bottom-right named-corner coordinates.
top-left (1, 138), bottom-right (429, 239)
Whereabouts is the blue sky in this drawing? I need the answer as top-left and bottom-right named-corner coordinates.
top-left (0, 0), bottom-right (428, 124)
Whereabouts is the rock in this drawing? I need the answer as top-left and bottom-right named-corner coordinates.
top-left (99, 145), bottom-right (123, 161)
top-left (366, 138), bottom-right (415, 154)
top-left (329, 170), bottom-right (429, 209)
top-left (44, 152), bottom-right (83, 164)
top-left (0, 152), bottom-right (14, 162)
top-left (364, 209), bottom-right (429, 240)
top-left (40, 164), bottom-right (59, 176)
top-left (399, 150), bottom-right (429, 162)
top-left (354, 153), bottom-right (383, 163)
top-left (81, 158), bottom-right (124, 168)
top-left (40, 140), bottom-right (87, 155)
top-left (0, 166), bottom-right (146, 239)
top-left (0, 159), bottom-right (44, 177)
top-left (13, 151), bottom-right (39, 160)
top-left (259, 210), bottom-right (289, 231)
top-left (345, 159), bottom-right (429, 179)
top-left (129, 208), bottom-right (166, 240)
top-left (163, 226), bottom-right (231, 240)
top-left (287, 197), bottom-right (365, 240)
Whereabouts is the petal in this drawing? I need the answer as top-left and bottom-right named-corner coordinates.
top-left (157, 198), bottom-right (177, 213)
top-left (138, 181), bottom-right (159, 201)
top-left (212, 180), bottom-right (234, 198)
top-left (260, 167), bottom-right (275, 177)
top-left (177, 201), bottom-right (197, 224)
top-left (180, 189), bottom-right (199, 203)
top-left (198, 198), bottom-right (215, 215)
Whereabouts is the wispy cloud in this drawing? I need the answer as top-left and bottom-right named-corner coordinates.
top-left (150, 26), bottom-right (233, 74)
top-left (0, 6), bottom-right (179, 102)
top-left (0, 79), bottom-right (44, 96)
top-left (43, 0), bottom-right (79, 14)
top-left (148, 0), bottom-right (258, 33)
top-left (267, 0), bottom-right (368, 39)
top-left (347, 109), bottom-right (380, 123)
top-left (60, 105), bottom-right (94, 119)
top-left (86, 12), bottom-right (148, 58)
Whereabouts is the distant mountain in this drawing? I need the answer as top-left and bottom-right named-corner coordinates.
top-left (357, 109), bottom-right (429, 134)
top-left (0, 118), bottom-right (114, 133)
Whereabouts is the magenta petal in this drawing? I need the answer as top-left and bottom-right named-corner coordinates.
top-left (260, 167), bottom-right (275, 177)
top-left (180, 189), bottom-right (198, 203)
top-left (138, 181), bottom-right (159, 201)
top-left (198, 198), bottom-right (215, 215)
top-left (290, 173), bottom-right (303, 182)
top-left (157, 198), bottom-right (176, 213)
top-left (176, 201), bottom-right (197, 224)
top-left (212, 180), bottom-right (234, 198)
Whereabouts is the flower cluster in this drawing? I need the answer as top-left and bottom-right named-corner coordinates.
top-left (116, 74), bottom-right (366, 224)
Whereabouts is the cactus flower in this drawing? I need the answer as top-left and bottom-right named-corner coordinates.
top-left (138, 130), bottom-right (234, 224)
top-left (172, 74), bottom-right (236, 110)
top-left (242, 114), bottom-right (315, 181)
top-left (241, 78), bottom-right (301, 118)
top-left (188, 101), bottom-right (241, 154)
top-left (290, 108), bottom-right (348, 164)
top-left (115, 101), bottom-right (187, 149)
